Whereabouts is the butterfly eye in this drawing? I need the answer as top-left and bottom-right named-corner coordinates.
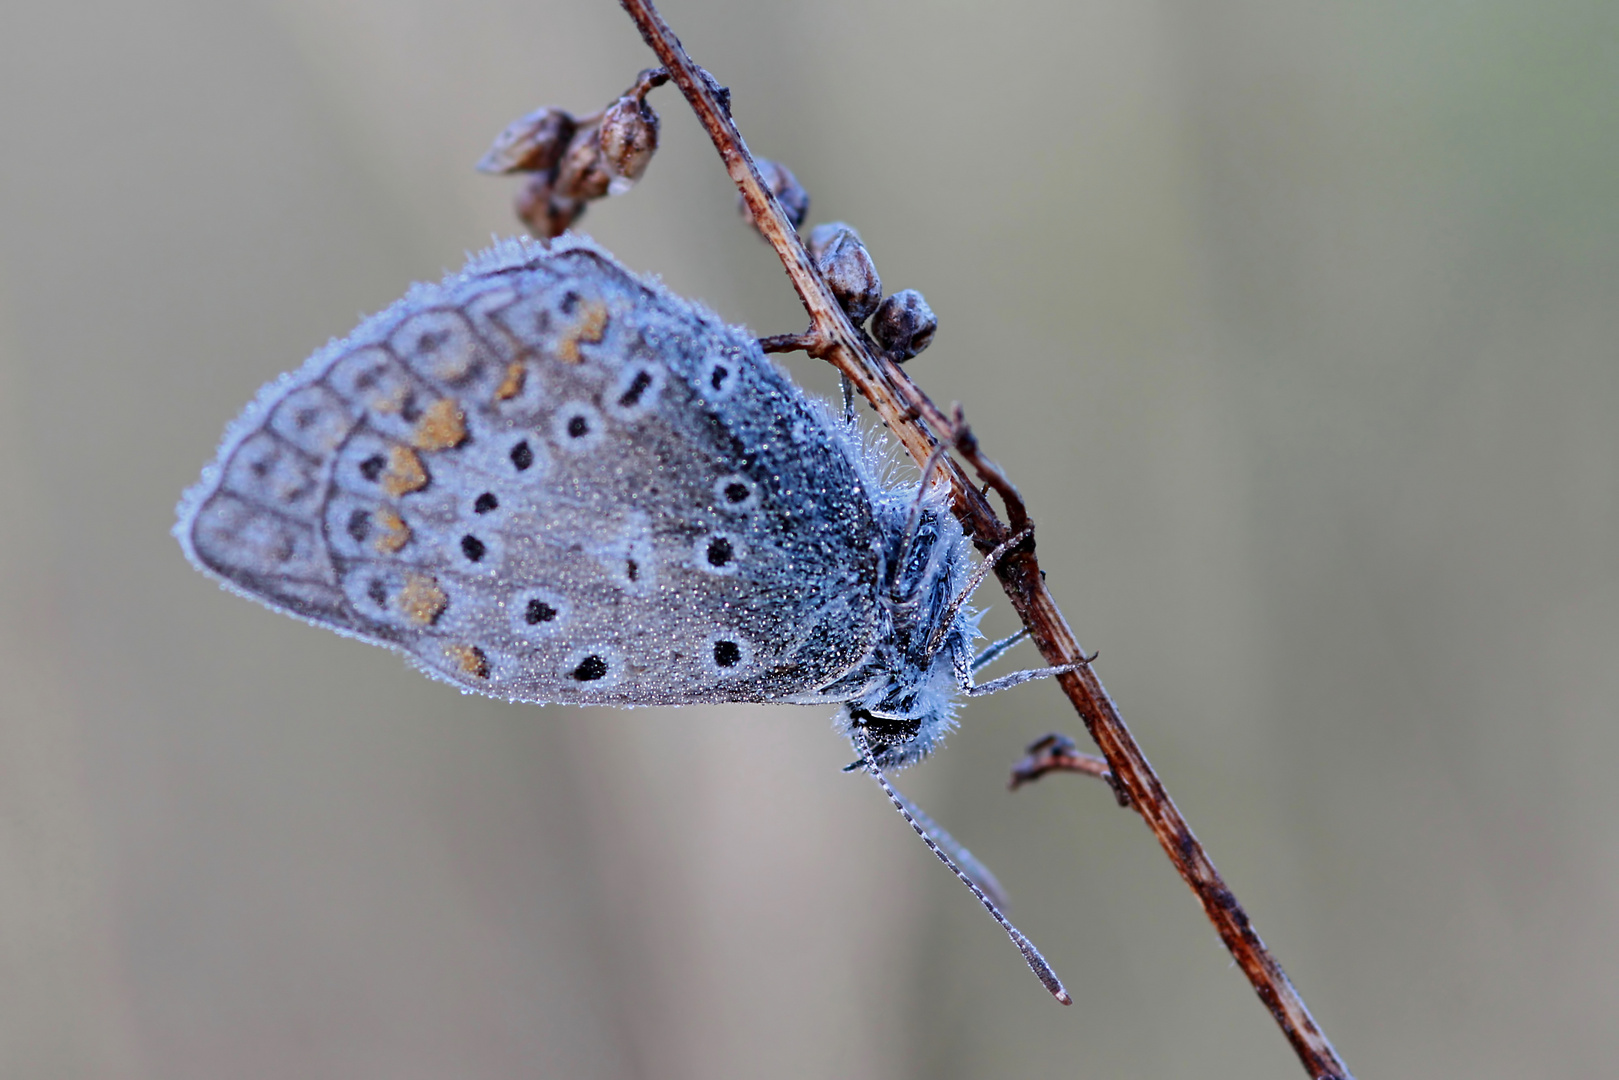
top-left (509, 441), bottom-right (534, 471)
top-left (473, 492), bottom-right (498, 514)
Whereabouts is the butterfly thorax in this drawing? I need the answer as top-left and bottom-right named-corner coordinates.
top-left (827, 506), bottom-right (978, 770)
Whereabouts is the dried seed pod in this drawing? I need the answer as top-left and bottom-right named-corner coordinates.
top-left (809, 223), bottom-right (882, 324)
top-left (599, 95), bottom-right (660, 194)
top-left (871, 289), bottom-right (937, 361)
top-left (476, 107), bottom-right (577, 174)
top-left (738, 159), bottom-right (809, 234)
top-left (806, 221), bottom-right (849, 262)
top-left (554, 126), bottom-right (613, 202)
top-left (515, 175), bottom-right (586, 239)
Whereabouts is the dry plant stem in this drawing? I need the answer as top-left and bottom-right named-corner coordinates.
top-left (615, 2), bottom-right (1353, 1077)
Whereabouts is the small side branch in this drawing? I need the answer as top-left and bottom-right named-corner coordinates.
top-left (1009, 733), bottom-right (1116, 791)
top-left (757, 331), bottom-right (820, 355)
top-left (614, 2), bottom-right (1354, 1076)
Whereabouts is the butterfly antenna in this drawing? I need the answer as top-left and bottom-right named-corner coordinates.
top-left (889, 441), bottom-right (953, 602)
top-left (886, 786), bottom-right (1011, 911)
top-left (853, 727), bottom-right (1071, 1005)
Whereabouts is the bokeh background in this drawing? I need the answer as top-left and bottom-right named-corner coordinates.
top-left (3, 1), bottom-right (1615, 1076)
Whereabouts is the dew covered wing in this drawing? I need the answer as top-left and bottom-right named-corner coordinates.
top-left (176, 238), bottom-right (886, 706)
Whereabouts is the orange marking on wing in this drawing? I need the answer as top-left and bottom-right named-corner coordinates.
top-left (411, 398), bottom-right (467, 451)
top-left (494, 360), bottom-right (526, 401)
top-left (397, 573), bottom-right (447, 626)
top-left (373, 508), bottom-right (410, 554)
top-left (446, 643), bottom-right (490, 679)
top-left (555, 301), bottom-right (609, 363)
top-left (382, 445), bottom-right (428, 496)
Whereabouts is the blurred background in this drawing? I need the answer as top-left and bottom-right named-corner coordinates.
top-left (2, 0), bottom-right (1615, 1076)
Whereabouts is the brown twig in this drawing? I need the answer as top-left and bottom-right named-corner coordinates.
top-left (1008, 732), bottom-right (1116, 791)
top-left (756, 331), bottom-right (819, 355)
top-left (614, 2), bottom-right (1354, 1076)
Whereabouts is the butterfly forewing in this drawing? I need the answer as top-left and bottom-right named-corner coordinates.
top-left (178, 239), bottom-right (886, 706)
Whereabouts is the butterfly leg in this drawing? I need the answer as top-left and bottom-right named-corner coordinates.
top-left (971, 628), bottom-right (1028, 673)
top-left (887, 441), bottom-right (954, 602)
top-left (952, 638), bottom-right (1084, 699)
top-left (922, 527), bottom-right (1033, 660)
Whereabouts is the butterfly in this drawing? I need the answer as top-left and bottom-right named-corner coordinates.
top-left (176, 234), bottom-right (1073, 1001)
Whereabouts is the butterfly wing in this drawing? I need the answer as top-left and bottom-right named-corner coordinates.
top-left (176, 237), bottom-right (886, 706)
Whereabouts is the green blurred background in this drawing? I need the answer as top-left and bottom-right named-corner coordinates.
top-left (2, 1), bottom-right (1615, 1076)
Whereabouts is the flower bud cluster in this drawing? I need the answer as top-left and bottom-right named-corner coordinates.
top-left (803, 223), bottom-right (937, 362)
top-left (480, 76), bottom-right (938, 363)
top-left (478, 74), bottom-right (663, 239)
